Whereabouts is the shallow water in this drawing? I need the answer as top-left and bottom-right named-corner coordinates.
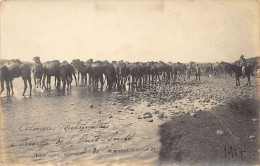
top-left (0, 78), bottom-right (166, 166)
top-left (0, 76), bottom-right (258, 165)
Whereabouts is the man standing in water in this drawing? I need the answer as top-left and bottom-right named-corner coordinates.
top-left (237, 54), bottom-right (247, 77)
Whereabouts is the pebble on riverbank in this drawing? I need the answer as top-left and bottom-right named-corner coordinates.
top-left (216, 130), bottom-right (224, 135)
top-left (252, 118), bottom-right (258, 122)
top-left (143, 112), bottom-right (153, 119)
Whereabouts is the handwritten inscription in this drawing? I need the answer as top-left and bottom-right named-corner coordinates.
top-left (11, 121), bottom-right (156, 162)
top-left (10, 138), bottom-right (49, 147)
top-left (224, 146), bottom-right (246, 160)
top-left (10, 131), bottom-right (136, 147)
top-left (32, 150), bottom-right (59, 159)
top-left (32, 146), bottom-right (156, 160)
top-left (63, 119), bottom-right (109, 131)
top-left (19, 122), bottom-right (52, 132)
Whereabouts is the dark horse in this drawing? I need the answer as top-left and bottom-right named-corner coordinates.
top-left (232, 64), bottom-right (253, 86)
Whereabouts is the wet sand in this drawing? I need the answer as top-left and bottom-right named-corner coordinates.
top-left (0, 76), bottom-right (258, 165)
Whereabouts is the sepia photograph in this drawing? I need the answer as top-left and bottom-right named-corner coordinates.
top-left (0, 0), bottom-right (259, 165)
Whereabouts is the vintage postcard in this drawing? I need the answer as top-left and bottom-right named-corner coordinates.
top-left (0, 0), bottom-right (259, 165)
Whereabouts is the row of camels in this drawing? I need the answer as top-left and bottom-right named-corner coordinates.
top-left (0, 57), bottom-right (257, 97)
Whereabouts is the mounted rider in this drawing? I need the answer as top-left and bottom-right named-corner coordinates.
top-left (237, 54), bottom-right (246, 77)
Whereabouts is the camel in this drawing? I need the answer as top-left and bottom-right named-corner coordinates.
top-left (128, 62), bottom-right (143, 90)
top-left (186, 62), bottom-right (201, 81)
top-left (60, 61), bottom-right (77, 91)
top-left (172, 62), bottom-right (187, 81)
top-left (6, 59), bottom-right (32, 96)
top-left (85, 60), bottom-right (117, 90)
top-left (88, 61), bottom-right (105, 89)
top-left (103, 62), bottom-right (117, 90)
top-left (116, 61), bottom-right (129, 90)
top-left (71, 59), bottom-right (88, 84)
top-left (205, 63), bottom-right (214, 78)
top-left (42, 60), bottom-right (61, 90)
top-left (149, 62), bottom-right (171, 85)
top-left (32, 57), bottom-right (44, 89)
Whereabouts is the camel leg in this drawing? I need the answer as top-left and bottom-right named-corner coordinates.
top-left (0, 80), bottom-right (4, 95)
top-left (37, 79), bottom-right (40, 89)
top-left (46, 76), bottom-right (49, 90)
top-left (85, 74), bottom-right (87, 84)
top-left (68, 78), bottom-right (71, 90)
top-left (123, 77), bottom-right (126, 90)
top-left (6, 80), bottom-right (10, 97)
top-left (28, 77), bottom-right (32, 96)
top-left (100, 75), bottom-right (104, 89)
top-left (73, 73), bottom-right (77, 86)
top-left (42, 74), bottom-right (46, 89)
top-left (62, 79), bottom-right (66, 91)
top-left (81, 73), bottom-right (84, 83)
top-left (69, 75), bottom-right (72, 89)
top-left (236, 77), bottom-right (240, 86)
top-left (22, 78), bottom-right (28, 96)
top-left (128, 76), bottom-right (131, 91)
top-left (34, 76), bottom-right (36, 90)
top-left (10, 80), bottom-right (14, 95)
top-left (49, 76), bottom-right (52, 89)
top-left (57, 77), bottom-right (60, 88)
top-left (39, 78), bottom-right (42, 88)
top-left (0, 78), bottom-right (5, 94)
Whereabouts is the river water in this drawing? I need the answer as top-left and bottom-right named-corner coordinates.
top-left (0, 77), bottom-right (171, 166)
top-left (0, 76), bottom-right (258, 166)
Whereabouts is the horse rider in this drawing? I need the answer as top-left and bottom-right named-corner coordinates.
top-left (237, 54), bottom-right (247, 77)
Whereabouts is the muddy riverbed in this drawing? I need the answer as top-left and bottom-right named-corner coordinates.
top-left (0, 76), bottom-right (258, 165)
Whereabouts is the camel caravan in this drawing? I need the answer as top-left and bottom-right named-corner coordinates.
top-left (0, 56), bottom-right (259, 97)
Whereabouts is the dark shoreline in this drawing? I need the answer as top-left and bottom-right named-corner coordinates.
top-left (158, 101), bottom-right (259, 165)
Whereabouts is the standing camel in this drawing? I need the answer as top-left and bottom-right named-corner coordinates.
top-left (71, 59), bottom-right (88, 84)
top-left (6, 59), bottom-right (32, 96)
top-left (186, 62), bottom-right (201, 81)
top-left (60, 61), bottom-right (77, 90)
top-left (42, 60), bottom-right (61, 90)
top-left (32, 57), bottom-right (44, 90)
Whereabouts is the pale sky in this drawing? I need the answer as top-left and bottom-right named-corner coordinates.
top-left (0, 0), bottom-right (259, 63)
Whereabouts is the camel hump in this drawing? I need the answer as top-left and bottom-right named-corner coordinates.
top-left (20, 64), bottom-right (31, 72)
